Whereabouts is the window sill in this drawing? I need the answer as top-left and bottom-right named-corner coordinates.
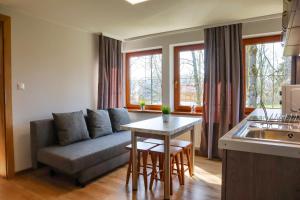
top-left (127, 109), bottom-right (202, 116)
top-left (171, 111), bottom-right (202, 116)
top-left (127, 109), bottom-right (162, 114)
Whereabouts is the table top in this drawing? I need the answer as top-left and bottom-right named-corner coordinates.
top-left (121, 116), bottom-right (201, 136)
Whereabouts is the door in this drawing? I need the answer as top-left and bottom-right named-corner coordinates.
top-left (0, 21), bottom-right (6, 176)
top-left (0, 14), bottom-right (14, 178)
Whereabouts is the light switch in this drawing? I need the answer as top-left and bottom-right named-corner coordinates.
top-left (17, 82), bottom-right (25, 91)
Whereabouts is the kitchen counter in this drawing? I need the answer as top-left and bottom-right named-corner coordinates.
top-left (219, 108), bottom-right (300, 159)
top-left (220, 108), bottom-right (300, 200)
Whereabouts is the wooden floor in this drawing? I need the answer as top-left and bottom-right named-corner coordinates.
top-left (0, 156), bottom-right (221, 200)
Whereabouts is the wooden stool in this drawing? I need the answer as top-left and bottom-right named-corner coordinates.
top-left (149, 145), bottom-right (183, 195)
top-left (144, 139), bottom-right (168, 183)
top-left (126, 141), bottom-right (157, 190)
top-left (145, 139), bottom-right (192, 176)
top-left (170, 139), bottom-right (193, 185)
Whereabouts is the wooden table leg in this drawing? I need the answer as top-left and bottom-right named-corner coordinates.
top-left (164, 135), bottom-right (170, 199)
top-left (191, 126), bottom-right (195, 175)
top-left (131, 131), bottom-right (138, 191)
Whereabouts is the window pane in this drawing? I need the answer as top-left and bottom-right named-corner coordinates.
top-left (129, 53), bottom-right (162, 105)
top-left (179, 49), bottom-right (205, 106)
top-left (245, 42), bottom-right (291, 108)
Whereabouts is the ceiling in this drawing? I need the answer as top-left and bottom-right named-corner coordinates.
top-left (0, 0), bottom-right (282, 39)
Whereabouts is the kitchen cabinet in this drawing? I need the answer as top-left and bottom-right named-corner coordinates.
top-left (219, 109), bottom-right (300, 200)
top-left (222, 150), bottom-right (300, 200)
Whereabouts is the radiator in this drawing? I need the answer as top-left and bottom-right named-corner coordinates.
top-left (176, 123), bottom-right (201, 148)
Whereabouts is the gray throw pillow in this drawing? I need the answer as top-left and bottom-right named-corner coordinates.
top-left (108, 108), bottom-right (131, 132)
top-left (87, 109), bottom-right (113, 138)
top-left (52, 111), bottom-right (90, 146)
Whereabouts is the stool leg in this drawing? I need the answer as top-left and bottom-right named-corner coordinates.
top-left (175, 153), bottom-right (183, 185)
top-left (150, 153), bottom-right (158, 190)
top-left (180, 151), bottom-right (185, 185)
top-left (137, 151), bottom-right (141, 175)
top-left (171, 156), bottom-right (174, 175)
top-left (185, 148), bottom-right (192, 177)
top-left (159, 154), bottom-right (164, 180)
top-left (126, 150), bottom-right (132, 185)
top-left (170, 156), bottom-right (173, 196)
top-left (142, 151), bottom-right (148, 190)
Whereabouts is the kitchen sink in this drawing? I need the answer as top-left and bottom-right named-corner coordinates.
top-left (245, 129), bottom-right (300, 144)
top-left (233, 122), bottom-right (300, 145)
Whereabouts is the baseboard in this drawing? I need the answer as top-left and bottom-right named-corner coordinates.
top-left (195, 149), bottom-right (201, 156)
top-left (15, 167), bottom-right (34, 175)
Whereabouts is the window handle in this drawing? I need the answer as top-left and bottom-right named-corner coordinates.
top-left (175, 81), bottom-right (178, 88)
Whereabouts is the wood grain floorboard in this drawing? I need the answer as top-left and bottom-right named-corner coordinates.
top-left (0, 156), bottom-right (221, 200)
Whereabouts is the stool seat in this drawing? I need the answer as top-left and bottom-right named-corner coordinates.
top-left (126, 142), bottom-right (157, 151)
top-left (170, 140), bottom-right (191, 148)
top-left (144, 138), bottom-right (164, 145)
top-left (149, 145), bottom-right (182, 155)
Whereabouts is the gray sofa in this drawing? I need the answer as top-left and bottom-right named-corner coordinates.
top-left (30, 118), bottom-right (131, 186)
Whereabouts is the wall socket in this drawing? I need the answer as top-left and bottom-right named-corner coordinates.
top-left (17, 82), bottom-right (25, 91)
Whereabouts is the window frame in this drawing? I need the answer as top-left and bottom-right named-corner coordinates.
top-left (174, 43), bottom-right (204, 113)
top-left (125, 48), bottom-right (163, 110)
top-left (242, 35), bottom-right (282, 114)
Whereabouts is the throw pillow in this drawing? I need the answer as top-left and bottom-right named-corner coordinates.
top-left (52, 111), bottom-right (90, 145)
top-left (87, 109), bottom-right (113, 138)
top-left (107, 108), bottom-right (131, 132)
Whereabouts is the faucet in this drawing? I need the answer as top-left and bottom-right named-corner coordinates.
top-left (191, 105), bottom-right (196, 113)
top-left (260, 100), bottom-right (269, 127)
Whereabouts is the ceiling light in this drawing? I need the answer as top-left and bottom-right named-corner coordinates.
top-left (126, 0), bottom-right (148, 5)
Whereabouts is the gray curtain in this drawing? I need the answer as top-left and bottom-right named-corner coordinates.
top-left (200, 23), bottom-right (245, 159)
top-left (97, 34), bottom-right (123, 109)
top-left (291, 56), bottom-right (300, 84)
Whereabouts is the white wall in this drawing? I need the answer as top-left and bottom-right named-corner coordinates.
top-left (0, 7), bottom-right (99, 172)
top-left (123, 17), bottom-right (282, 110)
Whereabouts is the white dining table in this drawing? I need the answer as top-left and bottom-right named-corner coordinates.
top-left (121, 115), bottom-right (201, 199)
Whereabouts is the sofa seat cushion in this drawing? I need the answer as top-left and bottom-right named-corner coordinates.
top-left (37, 131), bottom-right (131, 174)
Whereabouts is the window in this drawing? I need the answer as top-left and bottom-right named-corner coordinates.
top-left (174, 44), bottom-right (205, 112)
top-left (126, 49), bottom-right (162, 110)
top-left (243, 35), bottom-right (291, 112)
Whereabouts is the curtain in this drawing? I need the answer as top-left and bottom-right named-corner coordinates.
top-left (200, 23), bottom-right (245, 159)
top-left (97, 34), bottom-right (123, 109)
top-left (291, 56), bottom-right (300, 84)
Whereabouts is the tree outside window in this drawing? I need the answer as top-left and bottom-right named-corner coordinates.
top-left (126, 49), bottom-right (162, 109)
top-left (245, 37), bottom-right (291, 109)
top-left (126, 36), bottom-right (291, 113)
top-left (174, 44), bottom-right (204, 112)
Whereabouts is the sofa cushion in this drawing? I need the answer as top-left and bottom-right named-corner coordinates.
top-left (87, 109), bottom-right (113, 138)
top-left (52, 111), bottom-right (90, 146)
top-left (37, 131), bottom-right (131, 174)
top-left (108, 108), bottom-right (131, 132)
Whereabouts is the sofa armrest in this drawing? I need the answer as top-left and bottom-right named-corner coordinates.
top-left (30, 119), bottom-right (57, 169)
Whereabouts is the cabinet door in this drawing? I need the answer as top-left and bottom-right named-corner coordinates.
top-left (223, 150), bottom-right (300, 200)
